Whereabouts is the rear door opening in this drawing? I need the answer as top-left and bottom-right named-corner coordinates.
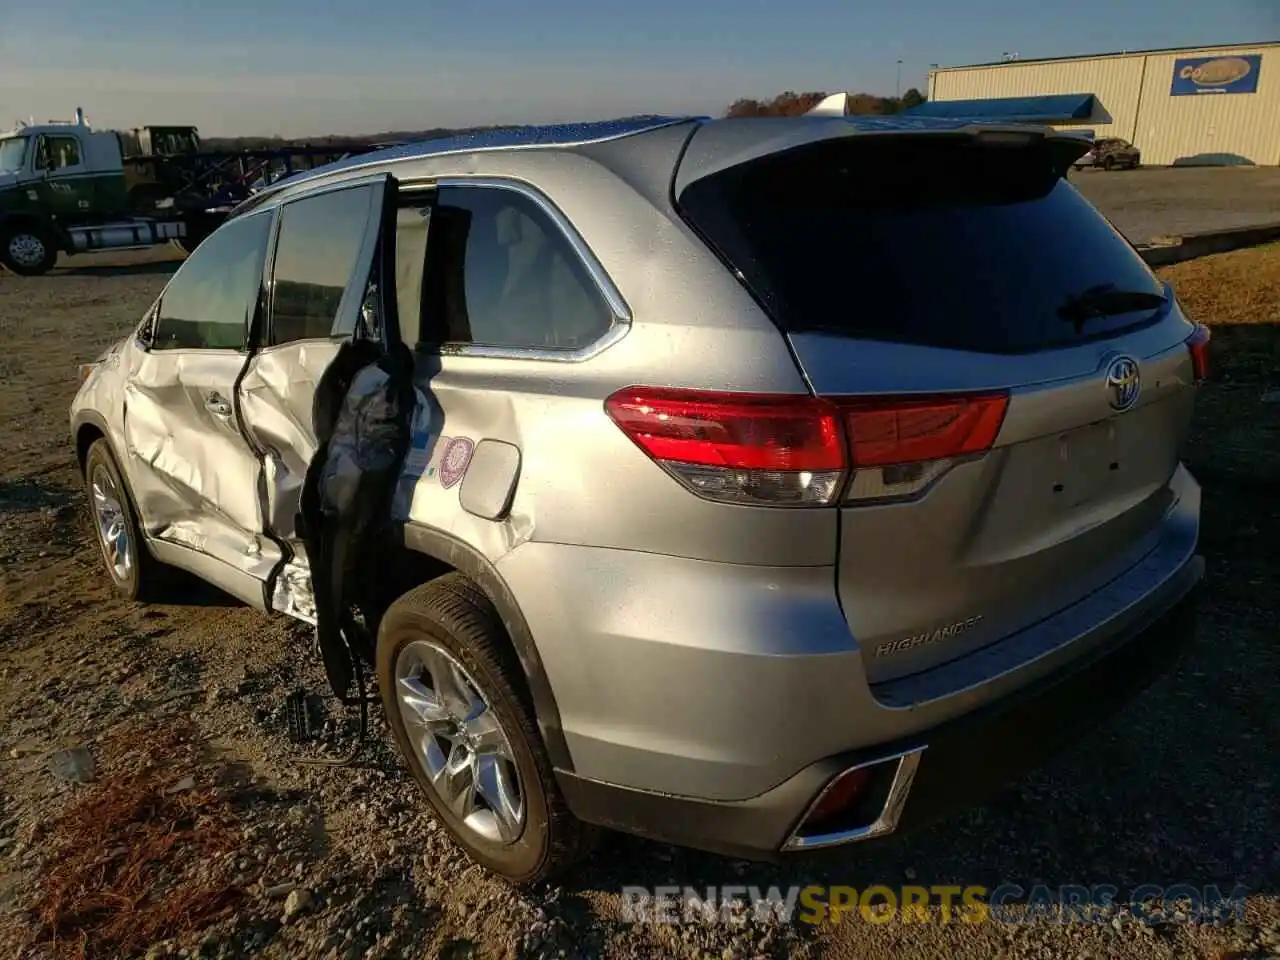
top-left (676, 126), bottom-right (1204, 683)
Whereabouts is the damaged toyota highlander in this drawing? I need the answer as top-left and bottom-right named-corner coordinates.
top-left (69, 115), bottom-right (1210, 885)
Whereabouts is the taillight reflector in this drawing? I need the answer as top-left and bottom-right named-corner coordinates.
top-left (605, 386), bottom-right (1010, 507)
top-left (841, 394), bottom-right (1009, 468)
top-left (803, 766), bottom-right (875, 831)
top-left (1186, 324), bottom-right (1211, 383)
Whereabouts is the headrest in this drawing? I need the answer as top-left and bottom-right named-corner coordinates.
top-left (495, 206), bottom-right (524, 246)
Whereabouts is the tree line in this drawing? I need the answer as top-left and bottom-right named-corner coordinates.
top-left (726, 88), bottom-right (926, 117)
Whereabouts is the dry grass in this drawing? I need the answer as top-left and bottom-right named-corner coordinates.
top-left (24, 722), bottom-right (246, 960)
top-left (1157, 244), bottom-right (1280, 488)
top-left (1159, 242), bottom-right (1280, 328)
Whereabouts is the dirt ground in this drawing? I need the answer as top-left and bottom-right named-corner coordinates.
top-left (0, 238), bottom-right (1278, 960)
top-left (1072, 165), bottom-right (1280, 244)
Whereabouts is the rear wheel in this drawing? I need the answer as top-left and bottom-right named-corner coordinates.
top-left (83, 439), bottom-right (167, 601)
top-left (376, 573), bottom-right (591, 885)
top-left (1103, 156), bottom-right (1116, 171)
top-left (0, 223), bottom-right (57, 276)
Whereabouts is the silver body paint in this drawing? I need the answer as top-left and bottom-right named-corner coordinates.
top-left (71, 116), bottom-right (1205, 856)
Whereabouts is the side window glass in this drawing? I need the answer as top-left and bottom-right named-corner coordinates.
top-left (421, 186), bottom-right (614, 351)
top-left (152, 212), bottom-right (272, 351)
top-left (41, 136), bottom-right (82, 170)
top-left (269, 185), bottom-right (375, 345)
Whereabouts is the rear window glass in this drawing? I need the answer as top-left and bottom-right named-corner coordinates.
top-left (676, 135), bottom-right (1167, 354)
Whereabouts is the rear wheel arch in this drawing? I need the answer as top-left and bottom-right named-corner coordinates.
top-left (396, 522), bottom-right (574, 772)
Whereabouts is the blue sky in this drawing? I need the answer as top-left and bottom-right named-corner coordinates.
top-left (2, 0), bottom-right (1275, 137)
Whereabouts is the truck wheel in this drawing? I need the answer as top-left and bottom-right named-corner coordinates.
top-left (376, 572), bottom-right (592, 885)
top-left (0, 223), bottom-right (58, 276)
top-left (83, 439), bottom-right (169, 602)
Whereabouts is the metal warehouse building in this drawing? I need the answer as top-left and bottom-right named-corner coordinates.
top-left (919, 42), bottom-right (1280, 166)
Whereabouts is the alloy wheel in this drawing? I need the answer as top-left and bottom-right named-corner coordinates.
top-left (394, 639), bottom-right (525, 844)
top-left (90, 465), bottom-right (133, 582)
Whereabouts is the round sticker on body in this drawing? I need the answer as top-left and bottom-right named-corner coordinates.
top-left (438, 437), bottom-right (475, 489)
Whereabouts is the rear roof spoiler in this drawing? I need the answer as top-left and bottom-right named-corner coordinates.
top-left (673, 117), bottom-right (1091, 195)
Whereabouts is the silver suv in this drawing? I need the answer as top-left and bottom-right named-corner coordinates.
top-left (70, 115), bottom-right (1209, 885)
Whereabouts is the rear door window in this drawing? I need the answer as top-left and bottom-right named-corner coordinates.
top-left (417, 185), bottom-right (614, 351)
top-left (677, 134), bottom-right (1167, 354)
top-left (268, 184), bottom-right (378, 345)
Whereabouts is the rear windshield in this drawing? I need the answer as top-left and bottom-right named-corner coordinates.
top-left (676, 134), bottom-right (1167, 354)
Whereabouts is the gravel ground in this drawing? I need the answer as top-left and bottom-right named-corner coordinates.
top-left (1072, 165), bottom-right (1280, 244)
top-left (0, 240), bottom-right (1277, 960)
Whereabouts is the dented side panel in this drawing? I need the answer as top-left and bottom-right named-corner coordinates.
top-left (121, 346), bottom-right (275, 579)
top-left (238, 341), bottom-right (344, 553)
top-left (391, 357), bottom-right (532, 569)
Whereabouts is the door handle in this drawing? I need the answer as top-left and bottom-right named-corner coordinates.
top-left (204, 392), bottom-right (233, 418)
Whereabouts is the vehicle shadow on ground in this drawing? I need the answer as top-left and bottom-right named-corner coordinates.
top-left (157, 569), bottom-right (245, 608)
top-left (0, 480), bottom-right (76, 513)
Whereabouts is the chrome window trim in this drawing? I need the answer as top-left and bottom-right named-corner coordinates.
top-left (413, 175), bottom-right (633, 364)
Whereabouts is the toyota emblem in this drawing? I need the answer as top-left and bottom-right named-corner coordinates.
top-left (1105, 355), bottom-right (1141, 411)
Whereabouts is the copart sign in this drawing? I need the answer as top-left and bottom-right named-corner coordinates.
top-left (1170, 54), bottom-right (1262, 96)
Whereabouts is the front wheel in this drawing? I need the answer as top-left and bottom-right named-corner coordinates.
top-left (1103, 156), bottom-right (1117, 171)
top-left (83, 439), bottom-right (168, 601)
top-left (0, 223), bottom-right (58, 276)
top-left (376, 573), bottom-right (592, 885)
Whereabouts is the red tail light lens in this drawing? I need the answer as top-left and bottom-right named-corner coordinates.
top-left (606, 387), bottom-right (1010, 507)
top-left (604, 387), bottom-right (845, 506)
top-left (841, 394), bottom-right (1010, 467)
top-left (604, 388), bottom-right (843, 470)
top-left (1186, 323), bottom-right (1211, 383)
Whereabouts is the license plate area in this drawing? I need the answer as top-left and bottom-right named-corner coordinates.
top-left (1054, 418), bottom-right (1125, 508)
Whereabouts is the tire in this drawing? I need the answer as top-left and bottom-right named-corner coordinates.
top-left (0, 222), bottom-right (58, 276)
top-left (1103, 156), bottom-right (1116, 172)
top-left (83, 439), bottom-right (167, 602)
top-left (376, 572), bottom-right (592, 885)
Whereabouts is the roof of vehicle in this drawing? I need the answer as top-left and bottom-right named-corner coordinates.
top-left (240, 113), bottom-right (1085, 213)
top-left (254, 115), bottom-right (698, 196)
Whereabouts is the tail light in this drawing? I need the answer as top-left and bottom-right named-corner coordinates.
top-left (604, 387), bottom-right (1008, 507)
top-left (840, 393), bottom-right (1008, 503)
top-left (1186, 324), bottom-right (1211, 384)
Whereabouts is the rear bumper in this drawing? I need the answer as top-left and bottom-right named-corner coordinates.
top-left (556, 555), bottom-right (1203, 860)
